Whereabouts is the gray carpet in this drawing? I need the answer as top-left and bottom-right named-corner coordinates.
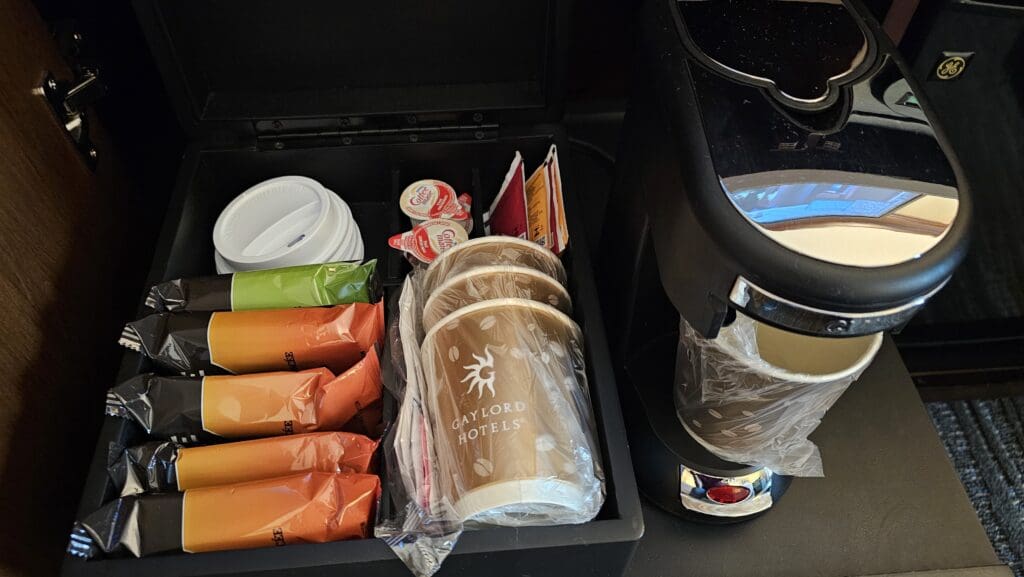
top-left (929, 398), bottom-right (1024, 577)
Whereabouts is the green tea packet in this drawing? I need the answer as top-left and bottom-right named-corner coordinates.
top-left (145, 260), bottom-right (379, 312)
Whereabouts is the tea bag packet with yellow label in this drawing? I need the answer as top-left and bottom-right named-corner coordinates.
top-left (547, 147), bottom-right (568, 254)
top-left (145, 260), bottom-right (380, 312)
top-left (108, 432), bottom-right (379, 496)
top-left (524, 145), bottom-right (568, 254)
top-left (118, 302), bottom-right (384, 376)
top-left (419, 298), bottom-right (604, 526)
top-left (105, 350), bottom-right (381, 443)
top-left (68, 472), bottom-right (380, 558)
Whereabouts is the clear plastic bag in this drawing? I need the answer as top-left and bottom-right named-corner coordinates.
top-left (376, 275), bottom-right (460, 577)
top-left (675, 312), bottom-right (883, 476)
top-left (377, 273), bottom-right (604, 577)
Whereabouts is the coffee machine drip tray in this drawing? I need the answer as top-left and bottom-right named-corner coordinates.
top-left (621, 332), bottom-right (787, 521)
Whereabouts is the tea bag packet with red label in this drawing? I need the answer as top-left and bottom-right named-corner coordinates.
top-left (108, 432), bottom-right (379, 496)
top-left (105, 349), bottom-right (381, 443)
top-left (388, 218), bottom-right (469, 264)
top-left (68, 472), bottom-right (380, 558)
top-left (485, 151), bottom-right (528, 239)
top-left (118, 302), bottom-right (384, 376)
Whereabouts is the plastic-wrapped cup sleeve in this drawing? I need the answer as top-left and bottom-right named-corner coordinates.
top-left (675, 314), bottom-right (882, 476)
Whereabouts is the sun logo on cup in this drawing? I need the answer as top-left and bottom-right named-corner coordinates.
top-left (462, 345), bottom-right (496, 398)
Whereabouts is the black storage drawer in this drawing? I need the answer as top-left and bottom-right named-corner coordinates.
top-left (62, 128), bottom-right (643, 577)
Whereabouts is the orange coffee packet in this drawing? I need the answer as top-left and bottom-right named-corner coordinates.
top-left (69, 473), bottom-right (380, 558)
top-left (119, 301), bottom-right (385, 376)
top-left (105, 349), bottom-right (382, 443)
top-left (108, 432), bottom-right (379, 495)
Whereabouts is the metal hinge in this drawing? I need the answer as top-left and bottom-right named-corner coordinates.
top-left (37, 24), bottom-right (106, 170)
top-left (39, 69), bottom-right (107, 170)
top-left (254, 112), bottom-right (498, 151)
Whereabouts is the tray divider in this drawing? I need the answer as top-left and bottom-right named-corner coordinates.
top-left (384, 167), bottom-right (407, 285)
top-left (470, 166), bottom-right (486, 238)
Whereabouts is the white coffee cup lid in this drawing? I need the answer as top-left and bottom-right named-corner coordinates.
top-left (212, 176), bottom-right (362, 273)
top-left (215, 219), bottom-right (364, 273)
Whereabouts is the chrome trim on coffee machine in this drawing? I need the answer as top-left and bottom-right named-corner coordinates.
top-left (680, 466), bottom-right (774, 518)
top-left (729, 276), bottom-right (946, 336)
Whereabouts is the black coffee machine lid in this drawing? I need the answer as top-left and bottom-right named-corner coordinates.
top-left (654, 0), bottom-right (970, 337)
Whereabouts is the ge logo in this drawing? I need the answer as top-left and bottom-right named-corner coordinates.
top-left (936, 56), bottom-right (967, 80)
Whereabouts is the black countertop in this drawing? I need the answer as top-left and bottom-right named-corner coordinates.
top-left (625, 339), bottom-right (1010, 577)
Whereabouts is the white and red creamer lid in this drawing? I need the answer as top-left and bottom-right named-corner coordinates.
top-left (388, 219), bottom-right (469, 263)
top-left (400, 180), bottom-right (470, 222)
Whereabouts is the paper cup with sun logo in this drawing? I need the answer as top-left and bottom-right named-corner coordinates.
top-left (420, 298), bottom-right (604, 526)
top-left (422, 236), bottom-right (567, 297)
top-left (422, 265), bottom-right (573, 332)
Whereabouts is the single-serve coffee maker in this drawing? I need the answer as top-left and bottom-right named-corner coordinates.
top-left (598, 0), bottom-right (970, 520)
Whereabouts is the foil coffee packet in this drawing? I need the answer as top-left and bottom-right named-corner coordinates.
top-left (108, 432), bottom-right (379, 496)
top-left (118, 301), bottom-right (384, 375)
top-left (145, 260), bottom-right (380, 312)
top-left (68, 472), bottom-right (380, 558)
top-left (105, 349), bottom-right (382, 443)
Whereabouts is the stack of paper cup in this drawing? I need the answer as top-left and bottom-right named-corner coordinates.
top-left (411, 236), bottom-right (604, 525)
top-left (419, 298), bottom-right (602, 525)
top-left (213, 176), bottom-right (364, 274)
top-left (422, 235), bottom-right (566, 296)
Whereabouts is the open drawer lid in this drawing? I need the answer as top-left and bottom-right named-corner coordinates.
top-left (133, 0), bottom-right (569, 138)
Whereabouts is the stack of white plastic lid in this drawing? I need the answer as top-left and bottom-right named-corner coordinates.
top-left (213, 176), bottom-right (364, 274)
